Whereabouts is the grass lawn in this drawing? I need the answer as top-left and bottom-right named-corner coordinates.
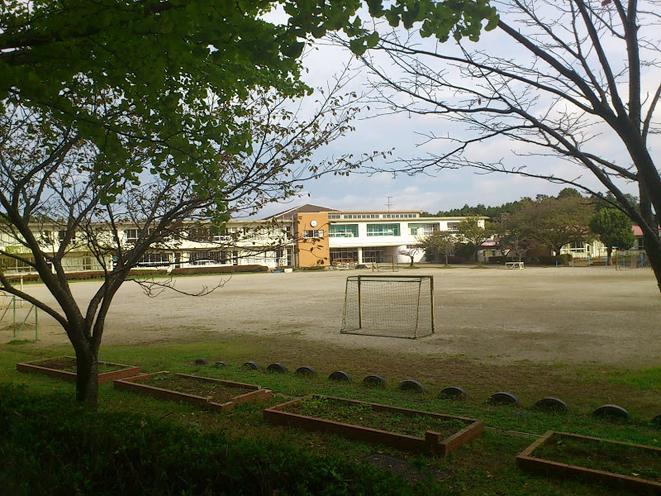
top-left (1, 336), bottom-right (659, 495)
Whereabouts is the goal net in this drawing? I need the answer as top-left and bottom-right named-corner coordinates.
top-left (341, 275), bottom-right (434, 339)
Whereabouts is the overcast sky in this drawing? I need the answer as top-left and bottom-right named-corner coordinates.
top-left (256, 6), bottom-right (659, 217)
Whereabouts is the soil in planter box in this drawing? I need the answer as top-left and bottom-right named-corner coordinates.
top-left (533, 434), bottom-right (661, 482)
top-left (140, 374), bottom-right (255, 404)
top-left (35, 357), bottom-right (124, 374)
top-left (286, 397), bottom-right (469, 438)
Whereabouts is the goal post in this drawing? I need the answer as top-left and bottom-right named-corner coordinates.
top-left (341, 275), bottom-right (435, 339)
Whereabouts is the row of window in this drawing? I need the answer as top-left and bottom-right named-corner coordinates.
top-left (328, 222), bottom-right (460, 237)
top-left (329, 248), bottom-right (388, 263)
top-left (137, 250), bottom-right (286, 266)
top-left (328, 213), bottom-right (419, 220)
top-left (303, 229), bottom-right (324, 239)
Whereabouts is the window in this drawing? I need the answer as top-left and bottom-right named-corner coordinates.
top-left (408, 223), bottom-right (438, 236)
top-left (340, 213), bottom-right (379, 220)
top-left (125, 228), bottom-right (139, 242)
top-left (447, 222), bottom-right (460, 232)
top-left (328, 214), bottom-right (341, 220)
top-left (138, 252), bottom-right (170, 266)
top-left (58, 230), bottom-right (67, 243)
top-left (569, 241), bottom-right (585, 251)
top-left (384, 213), bottom-right (416, 219)
top-left (330, 248), bottom-right (358, 263)
top-left (190, 251), bottom-right (222, 262)
top-left (329, 224), bottom-right (358, 237)
top-left (303, 229), bottom-right (324, 239)
top-left (82, 256), bottom-right (92, 271)
top-left (188, 227), bottom-right (211, 241)
top-left (636, 237), bottom-right (645, 250)
top-left (366, 223), bottom-right (400, 236)
top-left (363, 248), bottom-right (385, 263)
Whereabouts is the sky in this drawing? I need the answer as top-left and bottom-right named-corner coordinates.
top-left (255, 4), bottom-right (659, 217)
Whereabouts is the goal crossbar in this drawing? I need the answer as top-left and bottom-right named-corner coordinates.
top-left (341, 275), bottom-right (435, 339)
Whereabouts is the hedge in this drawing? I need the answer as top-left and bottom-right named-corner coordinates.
top-left (0, 385), bottom-right (440, 496)
top-left (5, 264), bottom-right (268, 283)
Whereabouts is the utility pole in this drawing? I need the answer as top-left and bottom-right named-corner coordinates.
top-left (385, 196), bottom-right (393, 212)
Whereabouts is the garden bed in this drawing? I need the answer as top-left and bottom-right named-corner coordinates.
top-left (264, 395), bottom-right (483, 455)
top-left (517, 431), bottom-right (661, 493)
top-left (16, 356), bottom-right (140, 384)
top-left (113, 372), bottom-right (272, 411)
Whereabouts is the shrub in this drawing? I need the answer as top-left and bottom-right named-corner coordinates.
top-left (5, 264), bottom-right (268, 283)
top-left (0, 385), bottom-right (435, 496)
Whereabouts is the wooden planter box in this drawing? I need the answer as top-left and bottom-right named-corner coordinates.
top-left (517, 431), bottom-right (661, 493)
top-left (264, 395), bottom-right (483, 455)
top-left (113, 372), bottom-right (272, 411)
top-left (16, 356), bottom-right (140, 384)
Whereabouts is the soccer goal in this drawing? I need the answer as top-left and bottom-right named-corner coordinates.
top-left (371, 255), bottom-right (400, 272)
top-left (341, 275), bottom-right (435, 339)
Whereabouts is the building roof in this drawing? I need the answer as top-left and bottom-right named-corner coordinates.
top-left (334, 210), bottom-right (421, 214)
top-left (264, 204), bottom-right (336, 220)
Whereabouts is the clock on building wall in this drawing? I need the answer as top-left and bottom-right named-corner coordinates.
top-left (310, 220), bottom-right (318, 227)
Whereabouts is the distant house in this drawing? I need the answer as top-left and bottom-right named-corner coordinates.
top-left (559, 225), bottom-right (649, 264)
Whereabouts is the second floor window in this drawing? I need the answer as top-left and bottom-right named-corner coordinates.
top-left (329, 224), bottom-right (358, 237)
top-left (303, 230), bottom-right (324, 239)
top-left (408, 223), bottom-right (438, 236)
top-left (366, 223), bottom-right (400, 236)
top-left (125, 229), bottom-right (139, 242)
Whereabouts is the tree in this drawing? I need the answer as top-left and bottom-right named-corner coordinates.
top-left (0, 88), bottom-right (361, 405)
top-left (399, 246), bottom-right (422, 268)
top-left (359, 0), bottom-right (661, 293)
top-left (0, 0), bottom-right (496, 137)
top-left (590, 208), bottom-right (635, 265)
top-left (506, 195), bottom-right (593, 260)
top-left (455, 217), bottom-right (492, 262)
top-left (0, 1), bottom-right (497, 404)
top-left (492, 213), bottom-right (536, 262)
top-left (421, 231), bottom-right (456, 265)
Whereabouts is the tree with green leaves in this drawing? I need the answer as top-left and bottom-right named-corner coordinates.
top-left (456, 217), bottom-right (493, 262)
top-left (507, 195), bottom-right (594, 261)
top-left (492, 213), bottom-right (536, 262)
top-left (0, 87), bottom-right (363, 405)
top-left (0, 1), bottom-right (497, 403)
top-left (420, 230), bottom-right (456, 265)
top-left (590, 208), bottom-right (635, 266)
top-left (0, 0), bottom-right (497, 139)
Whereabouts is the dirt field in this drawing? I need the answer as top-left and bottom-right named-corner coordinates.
top-left (2, 266), bottom-right (660, 367)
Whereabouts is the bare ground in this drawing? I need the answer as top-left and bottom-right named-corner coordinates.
top-left (2, 266), bottom-right (660, 368)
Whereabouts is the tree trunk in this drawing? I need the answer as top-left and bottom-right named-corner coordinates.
top-left (409, 256), bottom-right (414, 268)
top-left (637, 182), bottom-right (661, 295)
top-left (75, 345), bottom-right (99, 407)
top-left (606, 247), bottom-right (613, 266)
top-left (553, 246), bottom-right (562, 266)
top-left (644, 237), bottom-right (661, 295)
top-left (444, 253), bottom-right (449, 266)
